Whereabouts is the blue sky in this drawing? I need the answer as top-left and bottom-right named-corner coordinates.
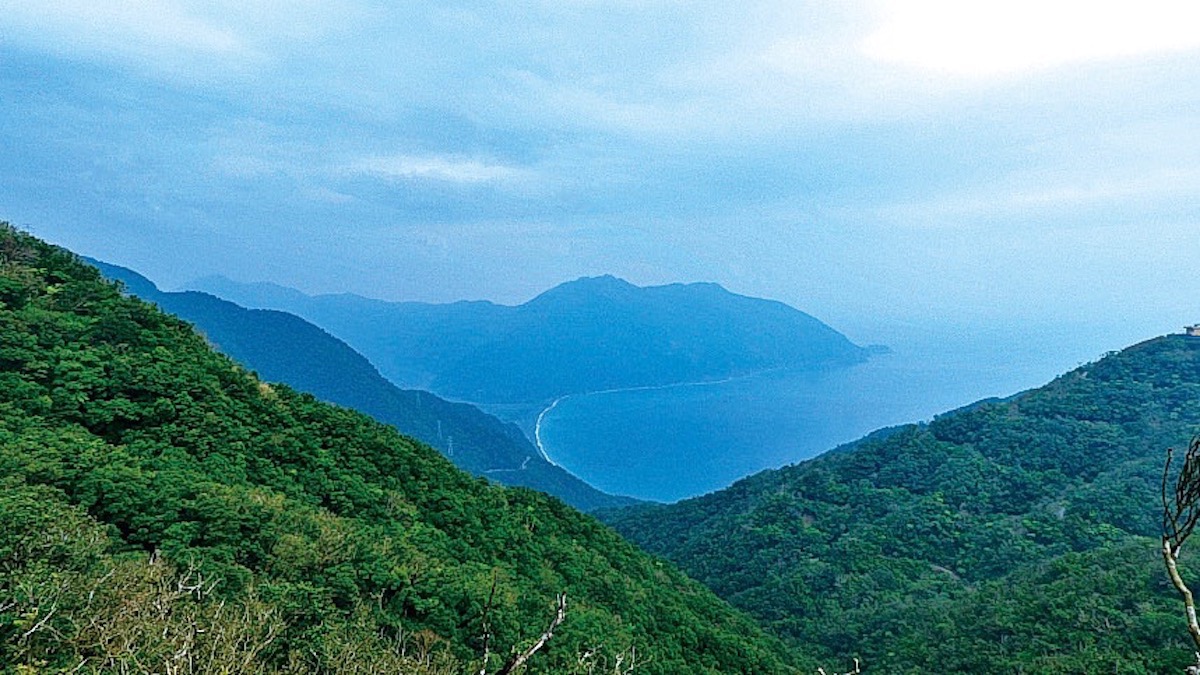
top-left (2, 1), bottom-right (1198, 362)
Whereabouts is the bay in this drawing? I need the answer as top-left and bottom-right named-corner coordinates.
top-left (536, 329), bottom-right (1107, 502)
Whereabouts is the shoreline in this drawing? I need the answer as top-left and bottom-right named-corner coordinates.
top-left (533, 395), bottom-right (568, 466)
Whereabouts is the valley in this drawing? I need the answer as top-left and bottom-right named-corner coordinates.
top-left (186, 274), bottom-right (1116, 503)
top-left (4, 225), bottom-right (1200, 672)
top-left (86, 258), bottom-right (637, 512)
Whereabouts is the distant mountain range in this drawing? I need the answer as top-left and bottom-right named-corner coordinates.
top-left (187, 274), bottom-right (872, 404)
top-left (87, 259), bottom-right (636, 512)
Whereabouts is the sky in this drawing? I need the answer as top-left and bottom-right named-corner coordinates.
top-left (2, 1), bottom-right (1199, 371)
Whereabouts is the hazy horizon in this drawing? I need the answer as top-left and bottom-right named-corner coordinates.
top-left (183, 267), bottom-right (1178, 392)
top-left (89, 253), bottom-right (1189, 409)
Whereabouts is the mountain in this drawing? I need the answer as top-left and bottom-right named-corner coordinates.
top-left (603, 335), bottom-right (1200, 671)
top-left (188, 275), bottom-right (515, 391)
top-left (0, 224), bottom-right (800, 672)
top-left (87, 259), bottom-right (635, 512)
top-left (187, 274), bottom-right (870, 404)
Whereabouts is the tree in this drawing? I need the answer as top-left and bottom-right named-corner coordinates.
top-left (1161, 435), bottom-right (1200, 673)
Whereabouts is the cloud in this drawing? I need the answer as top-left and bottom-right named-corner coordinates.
top-left (0, 0), bottom-right (368, 82)
top-left (348, 155), bottom-right (530, 185)
top-left (1, 1), bottom-right (253, 63)
top-left (862, 0), bottom-right (1200, 76)
top-left (3, 0), bottom-right (1199, 342)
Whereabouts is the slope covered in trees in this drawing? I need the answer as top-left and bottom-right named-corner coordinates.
top-left (188, 274), bottom-right (870, 404)
top-left (87, 259), bottom-right (633, 512)
top-left (605, 335), bottom-right (1200, 672)
top-left (0, 225), bottom-right (799, 673)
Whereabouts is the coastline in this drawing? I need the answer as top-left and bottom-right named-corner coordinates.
top-left (533, 395), bottom-right (568, 466)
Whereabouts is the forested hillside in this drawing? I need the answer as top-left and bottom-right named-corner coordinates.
top-left (189, 274), bottom-right (869, 404)
top-left (87, 259), bottom-right (634, 512)
top-left (0, 225), bottom-right (799, 673)
top-left (606, 335), bottom-right (1200, 672)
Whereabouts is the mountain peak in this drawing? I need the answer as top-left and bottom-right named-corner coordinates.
top-left (558, 274), bottom-right (639, 292)
top-left (524, 274), bottom-right (639, 307)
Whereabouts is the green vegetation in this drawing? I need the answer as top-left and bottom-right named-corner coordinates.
top-left (606, 335), bottom-right (1200, 672)
top-left (0, 225), bottom-right (798, 673)
top-left (87, 259), bottom-right (635, 512)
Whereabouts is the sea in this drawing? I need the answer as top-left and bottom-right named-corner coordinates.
top-left (532, 327), bottom-right (1118, 503)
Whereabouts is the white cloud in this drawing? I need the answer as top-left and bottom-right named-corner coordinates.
top-left (304, 186), bottom-right (356, 205)
top-left (2, 1), bottom-right (252, 61)
top-left (0, 0), bottom-right (366, 81)
top-left (862, 0), bottom-right (1200, 76)
top-left (349, 155), bottom-right (529, 185)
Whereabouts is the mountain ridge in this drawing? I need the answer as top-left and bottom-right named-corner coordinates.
top-left (89, 258), bottom-right (637, 512)
top-left (187, 274), bottom-right (871, 404)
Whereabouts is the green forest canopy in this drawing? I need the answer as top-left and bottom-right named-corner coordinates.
top-left (0, 224), bottom-right (799, 674)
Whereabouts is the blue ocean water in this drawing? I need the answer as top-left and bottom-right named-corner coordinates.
top-left (537, 331), bottom-right (1106, 502)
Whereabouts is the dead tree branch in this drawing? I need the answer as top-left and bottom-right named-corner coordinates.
top-left (1162, 437), bottom-right (1200, 657)
top-left (494, 593), bottom-right (567, 675)
top-left (817, 657), bottom-right (861, 675)
top-left (477, 573), bottom-right (499, 675)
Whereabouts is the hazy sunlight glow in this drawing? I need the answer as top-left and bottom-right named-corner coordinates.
top-left (863, 0), bottom-right (1200, 76)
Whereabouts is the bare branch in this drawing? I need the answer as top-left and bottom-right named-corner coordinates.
top-left (1164, 439), bottom-right (1200, 557)
top-left (1162, 437), bottom-right (1200, 658)
top-left (818, 658), bottom-right (861, 675)
top-left (478, 572), bottom-right (500, 675)
top-left (496, 593), bottom-right (567, 675)
top-left (20, 603), bottom-right (58, 641)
